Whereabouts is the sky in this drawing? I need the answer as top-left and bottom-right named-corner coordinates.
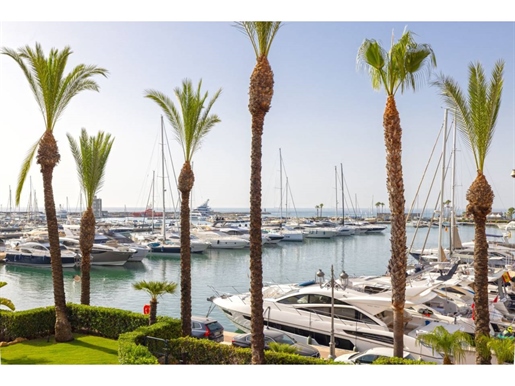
top-left (1, 4), bottom-right (515, 219)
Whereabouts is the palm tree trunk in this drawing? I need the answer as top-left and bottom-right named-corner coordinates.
top-left (249, 110), bottom-right (265, 365)
top-left (178, 162), bottom-right (194, 337)
top-left (149, 299), bottom-right (158, 325)
top-left (383, 95), bottom-right (407, 358)
top-left (38, 130), bottom-right (73, 342)
top-left (80, 207), bottom-right (95, 305)
top-left (248, 55), bottom-right (274, 365)
top-left (467, 172), bottom-right (493, 364)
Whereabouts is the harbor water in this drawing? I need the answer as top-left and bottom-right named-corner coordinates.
top-left (0, 222), bottom-right (504, 332)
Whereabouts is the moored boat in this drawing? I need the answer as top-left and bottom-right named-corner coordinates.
top-left (4, 241), bottom-right (79, 268)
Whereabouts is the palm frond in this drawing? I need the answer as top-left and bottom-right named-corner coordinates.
top-left (357, 29), bottom-right (436, 97)
top-left (432, 60), bottom-right (504, 172)
top-left (67, 128), bottom-right (114, 207)
top-left (2, 42), bottom-right (108, 132)
top-left (15, 139), bottom-right (41, 205)
top-left (145, 79), bottom-right (222, 163)
top-left (234, 22), bottom-right (282, 58)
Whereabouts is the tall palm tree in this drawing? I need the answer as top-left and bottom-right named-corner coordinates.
top-left (433, 60), bottom-right (504, 364)
top-left (133, 280), bottom-right (178, 325)
top-left (145, 79), bottom-right (221, 337)
top-left (0, 281), bottom-right (15, 311)
top-left (67, 128), bottom-right (115, 305)
top-left (315, 205), bottom-right (320, 217)
top-left (506, 207), bottom-right (515, 220)
top-left (357, 29), bottom-right (436, 357)
top-left (319, 203), bottom-right (324, 218)
top-left (375, 201), bottom-right (381, 216)
top-left (416, 325), bottom-right (473, 364)
top-left (1, 43), bottom-right (108, 342)
top-left (235, 21), bottom-right (282, 364)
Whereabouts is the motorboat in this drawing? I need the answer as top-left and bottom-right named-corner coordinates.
top-left (4, 241), bottom-right (79, 268)
top-left (145, 236), bottom-right (209, 258)
top-left (304, 227), bottom-right (338, 239)
top-left (209, 271), bottom-right (491, 363)
top-left (96, 230), bottom-right (149, 262)
top-left (59, 237), bottom-right (133, 266)
top-left (191, 228), bottom-right (250, 249)
top-left (193, 199), bottom-right (214, 217)
top-left (260, 229), bottom-right (285, 244)
top-left (334, 225), bottom-right (355, 236)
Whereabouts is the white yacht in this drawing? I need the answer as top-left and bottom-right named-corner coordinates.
top-left (192, 227), bottom-right (250, 249)
top-left (304, 227), bottom-right (338, 239)
top-left (59, 237), bottom-right (134, 266)
top-left (209, 273), bottom-right (491, 363)
top-left (4, 241), bottom-right (79, 268)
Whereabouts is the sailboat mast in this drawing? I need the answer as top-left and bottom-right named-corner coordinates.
top-left (450, 111), bottom-right (458, 256)
top-left (279, 148), bottom-right (283, 222)
top-left (335, 166), bottom-right (338, 219)
top-left (161, 116), bottom-right (166, 241)
top-left (340, 164), bottom-right (345, 224)
top-left (438, 109), bottom-right (449, 262)
top-left (152, 170), bottom-right (155, 232)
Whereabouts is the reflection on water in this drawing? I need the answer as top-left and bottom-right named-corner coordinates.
top-left (0, 224), bottom-right (503, 331)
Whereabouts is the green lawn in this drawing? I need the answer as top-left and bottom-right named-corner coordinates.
top-left (0, 333), bottom-right (119, 364)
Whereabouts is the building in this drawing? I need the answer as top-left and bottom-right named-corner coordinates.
top-left (93, 196), bottom-right (103, 218)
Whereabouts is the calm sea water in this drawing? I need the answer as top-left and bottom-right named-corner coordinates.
top-left (0, 223), bottom-right (506, 332)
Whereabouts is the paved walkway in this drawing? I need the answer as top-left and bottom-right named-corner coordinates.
top-left (222, 331), bottom-right (352, 360)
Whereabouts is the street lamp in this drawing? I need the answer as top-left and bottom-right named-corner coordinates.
top-left (326, 265), bottom-right (349, 359)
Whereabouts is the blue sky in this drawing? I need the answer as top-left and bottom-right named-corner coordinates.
top-left (1, 5), bottom-right (515, 217)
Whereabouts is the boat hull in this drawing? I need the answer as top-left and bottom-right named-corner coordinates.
top-left (4, 250), bottom-right (78, 268)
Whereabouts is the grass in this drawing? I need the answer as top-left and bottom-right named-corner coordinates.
top-left (0, 333), bottom-right (119, 364)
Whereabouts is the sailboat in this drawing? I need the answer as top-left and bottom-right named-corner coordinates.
top-left (145, 117), bottom-right (209, 258)
top-left (272, 148), bottom-right (304, 242)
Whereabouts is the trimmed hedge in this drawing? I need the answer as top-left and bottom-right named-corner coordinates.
top-left (162, 337), bottom-right (328, 364)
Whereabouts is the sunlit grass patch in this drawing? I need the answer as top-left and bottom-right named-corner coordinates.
top-left (0, 333), bottom-right (119, 364)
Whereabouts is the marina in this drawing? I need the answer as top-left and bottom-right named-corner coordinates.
top-left (0, 214), bottom-right (511, 337)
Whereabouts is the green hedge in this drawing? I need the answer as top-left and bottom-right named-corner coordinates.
top-left (162, 337), bottom-right (327, 364)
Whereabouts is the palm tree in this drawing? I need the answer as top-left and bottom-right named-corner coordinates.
top-left (375, 202), bottom-right (381, 216)
top-left (416, 325), bottom-right (473, 364)
top-left (357, 28), bottom-right (436, 357)
top-left (1, 43), bottom-right (108, 342)
top-left (67, 128), bottom-right (115, 305)
top-left (145, 79), bottom-right (221, 337)
top-left (268, 342), bottom-right (298, 354)
top-left (0, 281), bottom-right (15, 311)
top-left (486, 336), bottom-right (514, 364)
top-left (506, 207), bottom-right (515, 220)
top-left (315, 205), bottom-right (320, 218)
top-left (133, 280), bottom-right (178, 325)
top-left (235, 21), bottom-right (282, 364)
top-left (319, 203), bottom-right (324, 218)
top-left (433, 60), bottom-right (504, 364)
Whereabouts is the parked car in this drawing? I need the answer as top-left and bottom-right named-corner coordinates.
top-left (191, 316), bottom-right (224, 343)
top-left (334, 347), bottom-right (418, 364)
top-left (231, 329), bottom-right (320, 358)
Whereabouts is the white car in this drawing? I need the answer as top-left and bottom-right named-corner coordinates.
top-left (334, 347), bottom-right (418, 364)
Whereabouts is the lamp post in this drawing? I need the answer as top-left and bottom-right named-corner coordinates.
top-left (327, 265), bottom-right (349, 360)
